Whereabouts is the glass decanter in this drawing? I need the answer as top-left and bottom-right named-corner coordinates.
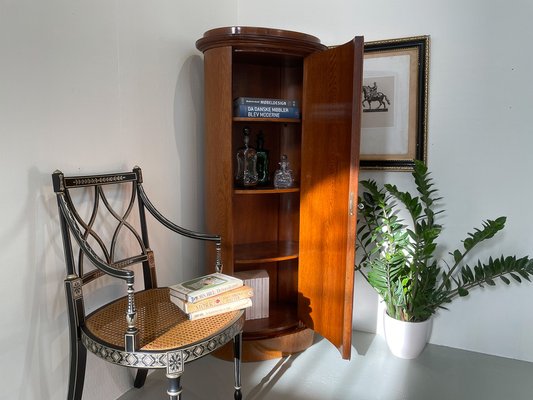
top-left (273, 154), bottom-right (294, 188)
top-left (235, 127), bottom-right (258, 187)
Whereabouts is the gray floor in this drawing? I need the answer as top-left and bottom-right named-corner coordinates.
top-left (118, 331), bottom-right (533, 400)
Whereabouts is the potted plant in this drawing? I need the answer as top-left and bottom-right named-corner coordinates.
top-left (355, 161), bottom-right (533, 358)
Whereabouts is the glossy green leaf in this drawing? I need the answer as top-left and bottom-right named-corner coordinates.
top-left (355, 160), bottom-right (533, 323)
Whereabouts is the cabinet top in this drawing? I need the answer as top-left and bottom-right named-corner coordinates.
top-left (196, 26), bottom-right (327, 56)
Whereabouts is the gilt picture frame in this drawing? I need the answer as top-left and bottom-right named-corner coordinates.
top-left (360, 36), bottom-right (429, 171)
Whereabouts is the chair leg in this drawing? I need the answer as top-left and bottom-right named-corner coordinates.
top-left (134, 368), bottom-right (149, 388)
top-left (67, 339), bottom-right (87, 400)
top-left (167, 373), bottom-right (182, 400)
top-left (233, 332), bottom-right (243, 400)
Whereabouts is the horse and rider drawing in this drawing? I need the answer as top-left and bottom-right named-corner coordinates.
top-left (362, 82), bottom-right (390, 111)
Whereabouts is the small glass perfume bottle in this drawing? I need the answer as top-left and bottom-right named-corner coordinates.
top-left (235, 127), bottom-right (258, 187)
top-left (273, 154), bottom-right (294, 188)
top-left (255, 131), bottom-right (269, 185)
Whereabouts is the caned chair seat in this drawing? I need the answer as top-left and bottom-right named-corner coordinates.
top-left (84, 288), bottom-right (244, 357)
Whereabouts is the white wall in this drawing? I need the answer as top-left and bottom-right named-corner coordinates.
top-left (0, 0), bottom-right (236, 398)
top-left (238, 0), bottom-right (533, 362)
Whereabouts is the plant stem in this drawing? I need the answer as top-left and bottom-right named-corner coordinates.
top-left (437, 248), bottom-right (473, 292)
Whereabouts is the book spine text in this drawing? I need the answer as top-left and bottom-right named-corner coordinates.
top-left (186, 298), bottom-right (252, 320)
top-left (234, 97), bottom-right (299, 107)
top-left (233, 104), bottom-right (300, 119)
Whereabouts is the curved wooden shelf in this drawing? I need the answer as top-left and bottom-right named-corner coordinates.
top-left (234, 241), bottom-right (298, 264)
top-left (242, 302), bottom-right (300, 339)
top-left (233, 117), bottom-right (300, 123)
top-left (234, 186), bottom-right (299, 195)
top-left (213, 327), bottom-right (314, 362)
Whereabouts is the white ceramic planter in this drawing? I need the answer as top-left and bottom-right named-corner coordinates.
top-left (383, 311), bottom-right (432, 359)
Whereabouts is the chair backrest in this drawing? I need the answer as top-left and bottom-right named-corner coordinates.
top-left (52, 166), bottom-right (222, 351)
top-left (53, 167), bottom-right (154, 287)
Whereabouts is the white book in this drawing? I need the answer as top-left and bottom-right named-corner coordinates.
top-left (169, 272), bottom-right (243, 303)
top-left (234, 270), bottom-right (269, 320)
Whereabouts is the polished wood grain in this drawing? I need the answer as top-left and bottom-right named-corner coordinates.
top-left (243, 302), bottom-right (299, 338)
top-left (234, 241), bottom-right (298, 264)
top-left (234, 187), bottom-right (299, 195)
top-left (213, 328), bottom-right (314, 362)
top-left (200, 32), bottom-right (310, 358)
top-left (298, 37), bottom-right (363, 360)
top-left (203, 45), bottom-right (235, 271)
top-left (232, 195), bottom-right (280, 245)
top-left (196, 26), bottom-right (326, 56)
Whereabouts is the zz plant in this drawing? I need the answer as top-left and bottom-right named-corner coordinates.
top-left (356, 160), bottom-right (533, 322)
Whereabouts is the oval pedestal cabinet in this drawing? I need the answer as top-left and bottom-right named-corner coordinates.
top-left (196, 26), bottom-right (364, 361)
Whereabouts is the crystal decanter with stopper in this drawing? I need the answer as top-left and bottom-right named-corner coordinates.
top-left (235, 127), bottom-right (258, 187)
top-left (273, 154), bottom-right (294, 188)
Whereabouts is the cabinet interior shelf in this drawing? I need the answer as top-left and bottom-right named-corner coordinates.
top-left (233, 117), bottom-right (300, 123)
top-left (234, 187), bottom-right (299, 195)
top-left (243, 302), bottom-right (300, 339)
top-left (234, 241), bottom-right (299, 264)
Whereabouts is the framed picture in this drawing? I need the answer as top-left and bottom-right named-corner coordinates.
top-left (360, 36), bottom-right (430, 171)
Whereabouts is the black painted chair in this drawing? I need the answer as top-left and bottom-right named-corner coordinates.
top-left (52, 166), bottom-right (244, 400)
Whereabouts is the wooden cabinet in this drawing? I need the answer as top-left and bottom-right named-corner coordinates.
top-left (196, 27), bottom-right (363, 360)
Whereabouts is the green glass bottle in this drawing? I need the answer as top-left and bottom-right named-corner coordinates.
top-left (256, 131), bottom-right (270, 185)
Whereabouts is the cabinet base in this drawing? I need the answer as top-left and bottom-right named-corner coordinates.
top-left (213, 328), bottom-right (315, 362)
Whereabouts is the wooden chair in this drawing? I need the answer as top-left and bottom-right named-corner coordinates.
top-left (52, 166), bottom-right (244, 400)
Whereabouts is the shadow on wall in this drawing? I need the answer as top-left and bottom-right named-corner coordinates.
top-left (173, 54), bottom-right (204, 223)
top-left (172, 55), bottom-right (205, 278)
top-left (16, 167), bottom-right (62, 399)
top-left (23, 167), bottom-right (134, 399)
top-left (15, 167), bottom-right (86, 399)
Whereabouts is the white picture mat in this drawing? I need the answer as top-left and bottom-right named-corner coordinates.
top-left (361, 54), bottom-right (411, 156)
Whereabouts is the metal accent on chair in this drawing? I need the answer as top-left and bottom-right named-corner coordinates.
top-left (125, 280), bottom-right (139, 353)
top-left (215, 242), bottom-right (223, 273)
top-left (233, 333), bottom-right (243, 400)
top-left (166, 374), bottom-right (182, 400)
top-left (67, 277), bottom-right (83, 301)
top-left (53, 167), bottom-right (244, 400)
top-left (81, 314), bottom-right (243, 367)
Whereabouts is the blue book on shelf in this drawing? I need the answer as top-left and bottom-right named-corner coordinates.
top-left (233, 104), bottom-right (300, 119)
top-left (234, 97), bottom-right (299, 108)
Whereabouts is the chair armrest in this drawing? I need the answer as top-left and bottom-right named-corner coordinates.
top-left (137, 184), bottom-right (221, 243)
top-left (137, 184), bottom-right (224, 272)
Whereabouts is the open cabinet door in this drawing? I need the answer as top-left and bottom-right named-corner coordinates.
top-left (298, 37), bottom-right (363, 359)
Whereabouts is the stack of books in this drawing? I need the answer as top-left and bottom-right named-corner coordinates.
top-left (234, 270), bottom-right (269, 320)
top-left (233, 97), bottom-right (300, 119)
top-left (169, 272), bottom-right (253, 320)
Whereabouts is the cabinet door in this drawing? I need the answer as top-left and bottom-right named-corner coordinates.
top-left (298, 37), bottom-right (363, 360)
